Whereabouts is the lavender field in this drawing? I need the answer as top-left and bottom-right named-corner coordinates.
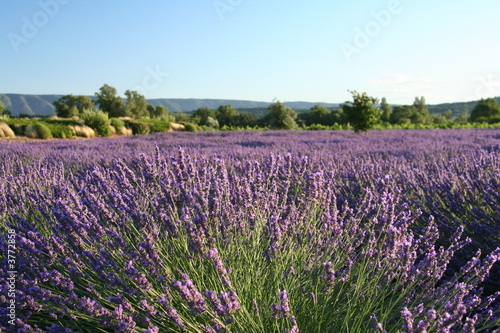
top-left (1, 129), bottom-right (500, 332)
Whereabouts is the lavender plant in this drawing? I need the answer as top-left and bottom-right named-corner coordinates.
top-left (1, 129), bottom-right (499, 332)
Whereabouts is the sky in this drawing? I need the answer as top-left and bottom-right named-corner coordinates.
top-left (1, 0), bottom-right (499, 105)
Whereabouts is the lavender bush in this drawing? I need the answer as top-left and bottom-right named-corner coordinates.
top-left (1, 129), bottom-right (499, 332)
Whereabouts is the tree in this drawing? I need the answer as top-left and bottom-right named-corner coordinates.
top-left (233, 112), bottom-right (257, 128)
top-left (470, 98), bottom-right (500, 123)
top-left (380, 97), bottom-right (392, 123)
top-left (390, 105), bottom-right (416, 125)
top-left (307, 104), bottom-right (331, 126)
top-left (266, 101), bottom-right (298, 129)
top-left (216, 105), bottom-right (239, 127)
top-left (125, 90), bottom-right (148, 118)
top-left (412, 96), bottom-right (430, 124)
top-left (95, 84), bottom-right (126, 118)
top-left (191, 108), bottom-right (217, 127)
top-left (342, 91), bottom-right (381, 133)
top-left (53, 94), bottom-right (94, 118)
top-left (151, 105), bottom-right (169, 119)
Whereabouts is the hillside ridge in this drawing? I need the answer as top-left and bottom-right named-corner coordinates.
top-left (1, 93), bottom-right (499, 117)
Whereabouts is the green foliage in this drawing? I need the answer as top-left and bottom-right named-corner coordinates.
top-left (184, 123), bottom-right (199, 132)
top-left (191, 107), bottom-right (217, 127)
top-left (53, 94), bottom-right (94, 118)
top-left (123, 120), bottom-right (154, 135)
top-left (147, 104), bottom-right (169, 119)
top-left (81, 109), bottom-right (111, 137)
top-left (125, 90), bottom-right (149, 118)
top-left (470, 98), bottom-right (500, 123)
top-left (173, 112), bottom-right (190, 123)
top-left (342, 91), bottom-right (381, 133)
top-left (299, 105), bottom-right (347, 127)
top-left (380, 97), bottom-right (392, 122)
top-left (33, 122), bottom-right (52, 139)
top-left (137, 118), bottom-right (171, 132)
top-left (412, 96), bottom-right (430, 124)
top-left (95, 84), bottom-right (127, 118)
top-left (42, 122), bottom-right (73, 139)
top-left (390, 105), bottom-right (415, 125)
top-left (0, 96), bottom-right (11, 116)
top-left (216, 105), bottom-right (239, 127)
top-left (110, 118), bottom-right (125, 128)
top-left (233, 112), bottom-right (258, 128)
top-left (266, 101), bottom-right (298, 129)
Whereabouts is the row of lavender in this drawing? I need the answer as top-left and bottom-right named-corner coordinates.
top-left (1, 129), bottom-right (499, 332)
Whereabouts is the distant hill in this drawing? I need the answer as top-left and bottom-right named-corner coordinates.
top-left (1, 93), bottom-right (499, 118)
top-left (0, 94), bottom-right (339, 116)
top-left (427, 98), bottom-right (500, 117)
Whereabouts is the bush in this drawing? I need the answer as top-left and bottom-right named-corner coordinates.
top-left (184, 123), bottom-right (198, 132)
top-left (24, 125), bottom-right (38, 138)
top-left (110, 118), bottom-right (125, 128)
top-left (25, 123), bottom-right (52, 139)
top-left (138, 118), bottom-right (171, 132)
top-left (81, 109), bottom-right (111, 137)
top-left (125, 120), bottom-right (154, 135)
top-left (11, 124), bottom-right (25, 136)
top-left (43, 122), bottom-right (73, 139)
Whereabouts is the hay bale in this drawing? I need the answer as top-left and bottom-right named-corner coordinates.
top-left (72, 125), bottom-right (95, 138)
top-left (109, 125), bottom-right (116, 135)
top-left (24, 125), bottom-right (38, 138)
top-left (116, 126), bottom-right (132, 136)
top-left (170, 122), bottom-right (185, 131)
top-left (0, 122), bottom-right (15, 138)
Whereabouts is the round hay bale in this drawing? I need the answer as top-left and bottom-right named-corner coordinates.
top-left (170, 122), bottom-right (185, 131)
top-left (0, 122), bottom-right (15, 138)
top-left (116, 126), bottom-right (132, 136)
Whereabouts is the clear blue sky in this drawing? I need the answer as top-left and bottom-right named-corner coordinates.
top-left (1, 0), bottom-right (499, 105)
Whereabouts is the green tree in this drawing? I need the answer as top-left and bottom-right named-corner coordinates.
top-left (173, 112), bottom-right (190, 123)
top-left (456, 111), bottom-right (469, 124)
top-left (266, 101), bottom-right (298, 129)
top-left (95, 84), bottom-right (127, 118)
top-left (412, 96), bottom-right (430, 124)
top-left (390, 105), bottom-right (415, 124)
top-left (380, 97), bottom-right (392, 123)
top-left (342, 91), bottom-right (381, 133)
top-left (307, 104), bottom-right (331, 126)
top-left (470, 98), bottom-right (500, 123)
top-left (53, 94), bottom-right (94, 118)
top-left (125, 90), bottom-right (148, 118)
top-left (233, 112), bottom-right (257, 128)
top-left (191, 107), bottom-right (217, 126)
top-left (216, 105), bottom-right (239, 127)
top-left (151, 105), bottom-right (169, 119)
